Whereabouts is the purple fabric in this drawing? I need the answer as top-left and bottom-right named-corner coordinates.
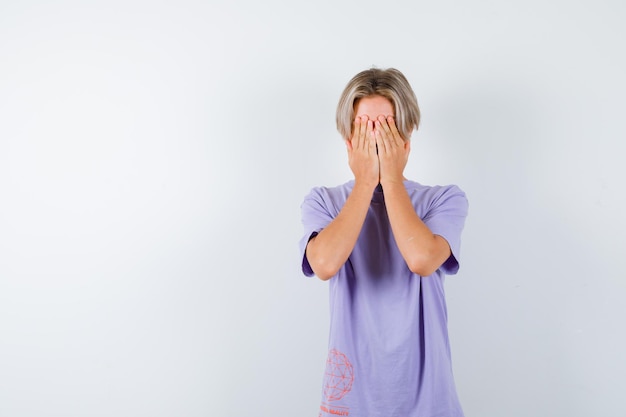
top-left (299, 180), bottom-right (468, 417)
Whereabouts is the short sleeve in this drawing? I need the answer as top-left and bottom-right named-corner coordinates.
top-left (299, 188), bottom-right (336, 277)
top-left (421, 185), bottom-right (469, 275)
top-left (299, 231), bottom-right (318, 277)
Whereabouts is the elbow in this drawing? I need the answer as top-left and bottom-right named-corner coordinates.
top-left (406, 253), bottom-right (440, 277)
top-left (306, 242), bottom-right (341, 281)
top-left (405, 235), bottom-right (450, 277)
top-left (317, 273), bottom-right (335, 281)
top-left (408, 263), bottom-right (438, 277)
top-left (311, 261), bottom-right (339, 281)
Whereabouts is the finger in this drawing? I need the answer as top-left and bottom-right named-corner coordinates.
top-left (354, 116), bottom-right (365, 150)
top-left (378, 115), bottom-right (393, 136)
top-left (375, 118), bottom-right (391, 153)
top-left (374, 128), bottom-right (388, 156)
top-left (367, 119), bottom-right (376, 154)
top-left (378, 115), bottom-right (398, 148)
top-left (387, 116), bottom-right (404, 146)
top-left (360, 116), bottom-right (370, 150)
top-left (355, 116), bottom-right (367, 149)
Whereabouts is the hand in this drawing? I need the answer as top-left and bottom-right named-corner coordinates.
top-left (347, 116), bottom-right (379, 188)
top-left (374, 115), bottom-right (410, 185)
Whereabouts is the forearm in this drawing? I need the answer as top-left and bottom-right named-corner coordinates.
top-left (306, 181), bottom-right (375, 280)
top-left (381, 181), bottom-right (451, 276)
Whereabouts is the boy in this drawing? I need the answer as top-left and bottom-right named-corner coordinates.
top-left (299, 67), bottom-right (468, 417)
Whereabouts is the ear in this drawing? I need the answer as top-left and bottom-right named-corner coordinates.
top-left (345, 138), bottom-right (353, 151)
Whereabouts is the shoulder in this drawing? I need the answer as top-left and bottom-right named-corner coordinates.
top-left (404, 180), bottom-right (468, 211)
top-left (300, 181), bottom-right (355, 219)
top-left (302, 180), bottom-right (354, 204)
top-left (404, 180), bottom-right (466, 198)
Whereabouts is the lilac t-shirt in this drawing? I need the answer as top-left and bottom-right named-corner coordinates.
top-left (299, 180), bottom-right (468, 417)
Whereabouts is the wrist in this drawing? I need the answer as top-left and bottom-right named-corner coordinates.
top-left (380, 176), bottom-right (406, 188)
top-left (353, 178), bottom-right (378, 193)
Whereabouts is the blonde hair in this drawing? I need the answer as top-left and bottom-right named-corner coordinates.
top-left (336, 67), bottom-right (420, 140)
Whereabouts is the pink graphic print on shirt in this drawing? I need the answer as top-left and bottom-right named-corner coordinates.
top-left (323, 349), bottom-right (354, 401)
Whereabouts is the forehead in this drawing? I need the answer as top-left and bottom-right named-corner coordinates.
top-left (354, 95), bottom-right (394, 117)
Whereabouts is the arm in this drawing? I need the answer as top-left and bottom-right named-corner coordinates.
top-left (306, 182), bottom-right (375, 280)
top-left (306, 116), bottom-right (379, 280)
top-left (379, 182), bottom-right (451, 276)
top-left (375, 116), bottom-right (451, 276)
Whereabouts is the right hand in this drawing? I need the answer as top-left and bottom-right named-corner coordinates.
top-left (346, 116), bottom-right (379, 188)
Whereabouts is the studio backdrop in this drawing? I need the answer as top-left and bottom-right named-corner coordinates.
top-left (1, 1), bottom-right (625, 416)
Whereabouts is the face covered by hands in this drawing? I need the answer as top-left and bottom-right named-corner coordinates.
top-left (346, 95), bottom-right (410, 187)
top-left (373, 114), bottom-right (410, 186)
top-left (346, 115), bottom-right (379, 188)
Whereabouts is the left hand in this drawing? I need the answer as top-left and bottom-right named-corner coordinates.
top-left (374, 115), bottom-right (410, 185)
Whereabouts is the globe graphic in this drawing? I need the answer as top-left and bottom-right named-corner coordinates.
top-left (323, 349), bottom-right (354, 401)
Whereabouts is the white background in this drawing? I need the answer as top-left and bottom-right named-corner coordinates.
top-left (1, 0), bottom-right (625, 416)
